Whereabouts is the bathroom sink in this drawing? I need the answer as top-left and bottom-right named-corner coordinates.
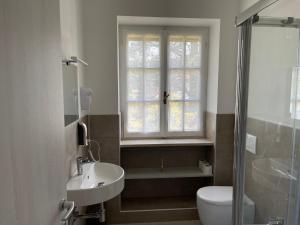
top-left (67, 162), bottom-right (125, 206)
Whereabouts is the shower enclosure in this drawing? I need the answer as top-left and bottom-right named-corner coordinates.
top-left (234, 1), bottom-right (300, 225)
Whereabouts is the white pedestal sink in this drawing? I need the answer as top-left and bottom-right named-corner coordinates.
top-left (67, 162), bottom-right (124, 206)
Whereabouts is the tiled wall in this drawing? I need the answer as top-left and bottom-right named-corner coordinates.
top-left (72, 114), bottom-right (300, 224)
top-left (87, 113), bottom-right (234, 188)
top-left (86, 113), bottom-right (234, 223)
top-left (206, 112), bottom-right (235, 186)
top-left (64, 117), bottom-right (88, 225)
top-left (245, 117), bottom-right (296, 224)
top-left (87, 114), bottom-right (121, 224)
top-left (88, 115), bottom-right (120, 165)
top-left (64, 116), bottom-right (88, 181)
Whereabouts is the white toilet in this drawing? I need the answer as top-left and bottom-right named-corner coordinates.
top-left (197, 186), bottom-right (233, 225)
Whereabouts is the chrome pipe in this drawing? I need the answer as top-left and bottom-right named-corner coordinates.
top-left (70, 56), bottom-right (88, 66)
top-left (62, 56), bottom-right (88, 66)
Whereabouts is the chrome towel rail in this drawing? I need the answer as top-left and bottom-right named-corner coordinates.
top-left (62, 56), bottom-right (88, 66)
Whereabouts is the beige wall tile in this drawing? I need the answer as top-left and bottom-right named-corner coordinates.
top-left (245, 117), bottom-right (294, 223)
top-left (90, 114), bottom-right (120, 139)
top-left (214, 113), bottom-right (235, 185)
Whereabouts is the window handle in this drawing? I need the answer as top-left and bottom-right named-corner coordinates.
top-left (163, 91), bottom-right (170, 105)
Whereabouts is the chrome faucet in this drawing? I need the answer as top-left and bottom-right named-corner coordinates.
top-left (76, 156), bottom-right (91, 175)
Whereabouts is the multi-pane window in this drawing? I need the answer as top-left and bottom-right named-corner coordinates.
top-left (126, 34), bottom-right (161, 133)
top-left (120, 27), bottom-right (207, 138)
top-left (167, 35), bottom-right (202, 132)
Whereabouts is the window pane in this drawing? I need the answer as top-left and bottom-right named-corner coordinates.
top-left (144, 69), bottom-right (160, 101)
top-left (185, 36), bottom-right (201, 68)
top-left (185, 69), bottom-right (201, 100)
top-left (184, 102), bottom-right (200, 131)
top-left (124, 32), bottom-right (203, 136)
top-left (145, 35), bottom-right (160, 68)
top-left (169, 69), bottom-right (184, 100)
top-left (127, 102), bottom-right (143, 132)
top-left (127, 69), bottom-right (143, 101)
top-left (127, 34), bottom-right (143, 68)
top-left (145, 102), bottom-right (160, 132)
top-left (169, 36), bottom-right (184, 68)
top-left (168, 101), bottom-right (183, 131)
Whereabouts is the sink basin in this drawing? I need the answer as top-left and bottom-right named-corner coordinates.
top-left (67, 162), bottom-right (124, 206)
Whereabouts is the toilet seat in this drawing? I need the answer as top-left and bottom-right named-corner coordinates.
top-left (197, 186), bottom-right (232, 205)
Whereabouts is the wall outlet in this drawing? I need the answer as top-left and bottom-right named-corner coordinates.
top-left (246, 133), bottom-right (257, 154)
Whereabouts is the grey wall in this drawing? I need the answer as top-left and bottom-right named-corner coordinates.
top-left (60, 0), bottom-right (86, 86)
top-left (82, 0), bottom-right (239, 115)
top-left (0, 0), bottom-right (65, 224)
top-left (60, 0), bottom-right (88, 181)
top-left (0, 2), bottom-right (16, 223)
top-left (60, 5), bottom-right (90, 225)
top-left (245, 118), bottom-right (297, 223)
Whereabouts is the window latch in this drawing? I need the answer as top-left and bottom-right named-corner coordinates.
top-left (163, 91), bottom-right (170, 105)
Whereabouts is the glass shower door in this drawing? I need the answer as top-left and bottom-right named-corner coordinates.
top-left (242, 20), bottom-right (300, 225)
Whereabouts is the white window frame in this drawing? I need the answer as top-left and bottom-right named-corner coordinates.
top-left (119, 25), bottom-right (209, 139)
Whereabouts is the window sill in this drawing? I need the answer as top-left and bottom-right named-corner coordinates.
top-left (120, 138), bottom-right (213, 148)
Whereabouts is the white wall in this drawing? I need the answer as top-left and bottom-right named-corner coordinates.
top-left (60, 0), bottom-right (86, 89)
top-left (82, 0), bottom-right (239, 115)
top-left (165, 0), bottom-right (239, 114)
top-left (207, 22), bottom-right (221, 113)
top-left (248, 27), bottom-right (299, 125)
top-left (82, 0), bottom-right (167, 115)
top-left (117, 16), bottom-right (221, 115)
top-left (60, 0), bottom-right (84, 59)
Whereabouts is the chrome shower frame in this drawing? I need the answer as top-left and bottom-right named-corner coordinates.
top-left (233, 1), bottom-right (300, 225)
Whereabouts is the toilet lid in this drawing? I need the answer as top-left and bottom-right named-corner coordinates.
top-left (197, 186), bottom-right (232, 206)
